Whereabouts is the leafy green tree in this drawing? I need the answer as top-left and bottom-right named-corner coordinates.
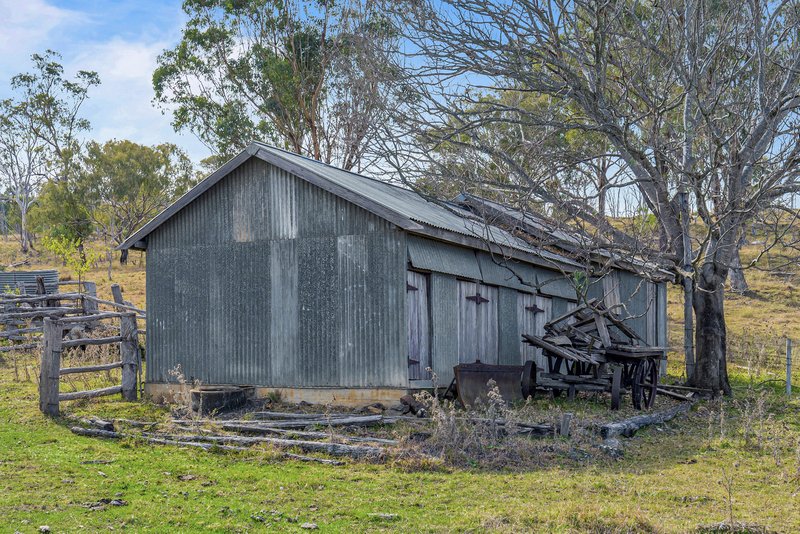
top-left (79, 139), bottom-right (195, 270)
top-left (153, 0), bottom-right (398, 170)
top-left (0, 50), bottom-right (99, 253)
top-left (10, 49), bottom-right (99, 181)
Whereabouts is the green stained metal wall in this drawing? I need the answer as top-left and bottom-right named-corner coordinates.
top-left (146, 158), bottom-right (407, 388)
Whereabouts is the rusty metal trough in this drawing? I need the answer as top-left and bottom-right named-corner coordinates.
top-left (451, 360), bottom-right (536, 408)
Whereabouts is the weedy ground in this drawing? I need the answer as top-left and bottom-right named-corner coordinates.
top-left (0, 241), bottom-right (798, 532)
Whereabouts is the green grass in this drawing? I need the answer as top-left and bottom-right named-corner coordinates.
top-left (2, 364), bottom-right (800, 532)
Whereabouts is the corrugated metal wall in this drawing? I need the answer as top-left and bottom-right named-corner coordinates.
top-left (0, 270), bottom-right (59, 294)
top-left (146, 158), bottom-right (407, 388)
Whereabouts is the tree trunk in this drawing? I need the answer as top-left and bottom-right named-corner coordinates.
top-left (691, 264), bottom-right (732, 395)
top-left (728, 236), bottom-right (749, 293)
top-left (119, 248), bottom-right (128, 265)
top-left (19, 208), bottom-right (29, 254)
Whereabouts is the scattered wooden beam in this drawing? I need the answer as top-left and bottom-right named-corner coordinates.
top-left (140, 431), bottom-right (384, 458)
top-left (600, 402), bottom-right (693, 439)
top-left (220, 414), bottom-right (385, 431)
top-left (249, 411), bottom-right (355, 420)
top-left (656, 388), bottom-right (693, 402)
top-left (173, 422), bottom-right (398, 445)
top-left (69, 426), bottom-right (344, 465)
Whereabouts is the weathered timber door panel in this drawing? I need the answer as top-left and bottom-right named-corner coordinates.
top-left (407, 271), bottom-right (431, 380)
top-left (457, 280), bottom-right (499, 364)
top-left (518, 293), bottom-right (552, 369)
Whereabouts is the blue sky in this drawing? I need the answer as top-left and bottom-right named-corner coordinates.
top-left (1, 0), bottom-right (210, 162)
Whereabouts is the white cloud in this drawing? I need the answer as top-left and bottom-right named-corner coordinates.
top-left (2, 0), bottom-right (210, 163)
top-left (0, 0), bottom-right (83, 61)
top-left (67, 34), bottom-right (209, 161)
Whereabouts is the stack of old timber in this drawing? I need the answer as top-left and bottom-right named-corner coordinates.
top-left (525, 299), bottom-right (662, 360)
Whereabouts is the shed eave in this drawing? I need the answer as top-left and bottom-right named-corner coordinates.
top-left (407, 226), bottom-right (582, 273)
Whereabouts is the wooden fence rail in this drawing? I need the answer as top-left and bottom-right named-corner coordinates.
top-left (39, 313), bottom-right (140, 416)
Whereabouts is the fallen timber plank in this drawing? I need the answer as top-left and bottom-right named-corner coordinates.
top-left (59, 385), bottom-right (122, 401)
top-left (657, 383), bottom-right (713, 393)
top-left (62, 335), bottom-right (126, 348)
top-left (218, 426), bottom-right (398, 445)
top-left (140, 431), bottom-right (384, 458)
top-left (600, 402), bottom-right (693, 439)
top-left (221, 414), bottom-right (385, 430)
top-left (68, 427), bottom-right (343, 465)
top-left (250, 411), bottom-right (356, 420)
top-left (60, 361), bottom-right (123, 375)
top-left (656, 388), bottom-right (693, 402)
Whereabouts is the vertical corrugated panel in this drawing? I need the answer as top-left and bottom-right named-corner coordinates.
top-left (657, 283), bottom-right (668, 347)
top-left (497, 287), bottom-right (520, 365)
top-left (146, 157), bottom-right (406, 389)
top-left (0, 270), bottom-right (59, 294)
top-left (429, 272), bottom-right (459, 385)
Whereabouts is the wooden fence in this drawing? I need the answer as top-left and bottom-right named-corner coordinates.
top-left (0, 276), bottom-right (146, 416)
top-left (39, 311), bottom-right (141, 416)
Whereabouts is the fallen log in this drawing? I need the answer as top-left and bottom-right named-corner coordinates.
top-left (174, 422), bottom-right (397, 445)
top-left (219, 414), bottom-right (385, 430)
top-left (69, 427), bottom-right (344, 465)
top-left (250, 411), bottom-right (355, 420)
top-left (600, 402), bottom-right (693, 439)
top-left (140, 431), bottom-right (385, 457)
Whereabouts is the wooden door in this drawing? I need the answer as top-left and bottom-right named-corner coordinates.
top-left (457, 280), bottom-right (499, 364)
top-left (518, 293), bottom-right (552, 369)
top-left (407, 271), bottom-right (431, 380)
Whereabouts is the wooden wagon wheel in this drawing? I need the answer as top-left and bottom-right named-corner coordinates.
top-left (521, 360), bottom-right (537, 400)
top-left (631, 358), bottom-right (659, 410)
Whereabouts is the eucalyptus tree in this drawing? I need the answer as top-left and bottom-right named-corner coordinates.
top-left (154, 0), bottom-right (398, 171)
top-left (10, 49), bottom-right (100, 181)
top-left (387, 0), bottom-right (800, 393)
top-left (0, 100), bottom-right (47, 253)
top-left (78, 139), bottom-right (195, 269)
top-left (0, 50), bottom-right (98, 253)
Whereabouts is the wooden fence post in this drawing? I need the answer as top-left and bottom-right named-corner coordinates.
top-left (82, 281), bottom-right (98, 315)
top-left (39, 318), bottom-right (62, 416)
top-left (787, 338), bottom-right (793, 397)
top-left (111, 284), bottom-right (124, 306)
top-left (120, 313), bottom-right (139, 401)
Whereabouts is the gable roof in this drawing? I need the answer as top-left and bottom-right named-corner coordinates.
top-left (119, 142), bottom-right (583, 271)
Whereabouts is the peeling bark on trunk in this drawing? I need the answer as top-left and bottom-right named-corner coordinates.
top-left (691, 265), bottom-right (732, 395)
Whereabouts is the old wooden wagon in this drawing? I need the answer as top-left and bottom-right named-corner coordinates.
top-left (523, 300), bottom-right (665, 410)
